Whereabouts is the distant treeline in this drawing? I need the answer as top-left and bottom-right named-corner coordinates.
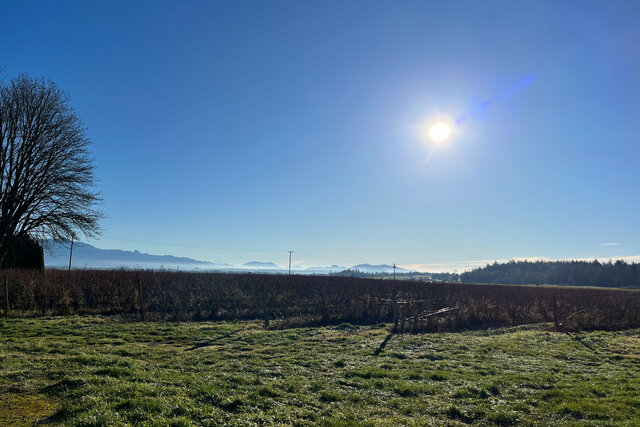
top-left (461, 260), bottom-right (640, 288)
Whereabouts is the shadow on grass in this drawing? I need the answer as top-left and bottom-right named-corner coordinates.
top-left (568, 333), bottom-right (600, 354)
top-left (185, 330), bottom-right (240, 351)
top-left (373, 333), bottom-right (394, 356)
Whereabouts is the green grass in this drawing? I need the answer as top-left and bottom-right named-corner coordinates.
top-left (1, 316), bottom-right (639, 426)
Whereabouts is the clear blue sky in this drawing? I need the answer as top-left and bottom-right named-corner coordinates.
top-left (2, 0), bottom-right (639, 270)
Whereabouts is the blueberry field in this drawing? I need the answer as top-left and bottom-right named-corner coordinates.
top-left (3, 270), bottom-right (640, 332)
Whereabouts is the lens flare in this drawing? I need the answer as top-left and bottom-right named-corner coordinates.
top-left (428, 122), bottom-right (451, 143)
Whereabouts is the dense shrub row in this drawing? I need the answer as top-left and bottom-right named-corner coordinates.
top-left (2, 269), bottom-right (639, 332)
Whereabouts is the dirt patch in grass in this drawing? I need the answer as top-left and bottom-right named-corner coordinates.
top-left (0, 392), bottom-right (58, 426)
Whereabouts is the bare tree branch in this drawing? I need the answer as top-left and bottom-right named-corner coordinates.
top-left (0, 74), bottom-right (102, 264)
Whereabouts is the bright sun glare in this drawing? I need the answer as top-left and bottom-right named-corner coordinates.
top-left (428, 122), bottom-right (451, 143)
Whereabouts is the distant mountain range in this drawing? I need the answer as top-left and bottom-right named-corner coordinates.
top-left (45, 241), bottom-right (415, 273)
top-left (46, 241), bottom-right (219, 270)
top-left (303, 265), bottom-right (348, 273)
top-left (241, 261), bottom-right (281, 269)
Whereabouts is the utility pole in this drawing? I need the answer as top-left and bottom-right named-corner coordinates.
top-left (68, 237), bottom-right (74, 272)
top-left (288, 251), bottom-right (294, 275)
top-left (393, 263), bottom-right (397, 280)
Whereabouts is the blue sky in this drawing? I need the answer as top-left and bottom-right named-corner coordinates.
top-left (2, 0), bottom-right (640, 270)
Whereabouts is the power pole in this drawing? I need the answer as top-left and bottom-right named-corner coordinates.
top-left (68, 237), bottom-right (74, 272)
top-left (393, 263), bottom-right (397, 280)
top-left (288, 251), bottom-right (294, 275)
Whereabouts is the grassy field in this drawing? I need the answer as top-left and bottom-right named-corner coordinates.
top-left (1, 317), bottom-right (639, 426)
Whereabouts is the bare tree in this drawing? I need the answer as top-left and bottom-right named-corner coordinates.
top-left (0, 74), bottom-right (102, 266)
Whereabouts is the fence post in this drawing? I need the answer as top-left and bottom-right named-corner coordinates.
top-left (3, 276), bottom-right (8, 317)
top-left (137, 279), bottom-right (145, 321)
top-left (322, 284), bottom-right (329, 323)
top-left (261, 283), bottom-right (269, 328)
top-left (392, 289), bottom-right (399, 332)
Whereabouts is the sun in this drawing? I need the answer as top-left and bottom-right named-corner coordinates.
top-left (428, 122), bottom-right (451, 143)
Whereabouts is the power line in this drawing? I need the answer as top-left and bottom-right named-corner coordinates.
top-left (294, 251), bottom-right (350, 264)
top-left (98, 236), bottom-right (284, 254)
top-left (91, 236), bottom-right (358, 266)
